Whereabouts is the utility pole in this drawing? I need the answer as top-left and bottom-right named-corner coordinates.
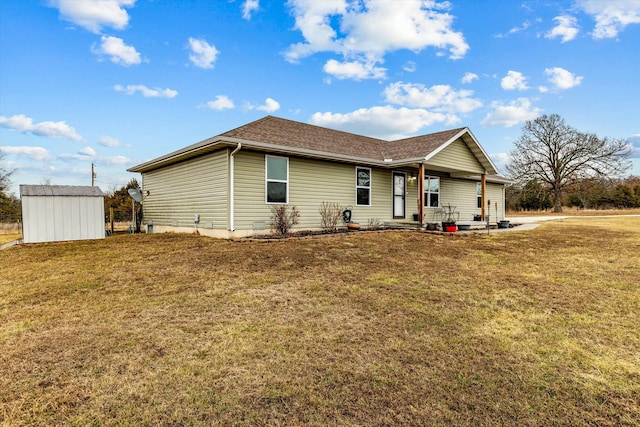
top-left (91, 163), bottom-right (96, 186)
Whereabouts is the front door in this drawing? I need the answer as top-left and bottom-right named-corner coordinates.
top-left (393, 172), bottom-right (406, 219)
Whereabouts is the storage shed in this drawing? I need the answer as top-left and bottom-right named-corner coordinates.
top-left (20, 185), bottom-right (105, 243)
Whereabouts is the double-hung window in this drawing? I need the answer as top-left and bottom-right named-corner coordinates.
top-left (265, 155), bottom-right (288, 204)
top-left (356, 167), bottom-right (371, 206)
top-left (424, 176), bottom-right (440, 207)
top-left (477, 182), bottom-right (482, 208)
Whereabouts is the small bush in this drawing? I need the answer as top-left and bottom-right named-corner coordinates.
top-left (319, 202), bottom-right (343, 231)
top-left (270, 205), bottom-right (301, 236)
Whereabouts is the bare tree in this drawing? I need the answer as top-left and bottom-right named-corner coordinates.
top-left (0, 153), bottom-right (21, 222)
top-left (507, 114), bottom-right (631, 212)
top-left (0, 152), bottom-right (13, 196)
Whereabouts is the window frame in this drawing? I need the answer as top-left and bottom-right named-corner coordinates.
top-left (476, 182), bottom-right (482, 209)
top-left (355, 166), bottom-right (372, 206)
top-left (423, 176), bottom-right (440, 208)
top-left (265, 154), bottom-right (289, 204)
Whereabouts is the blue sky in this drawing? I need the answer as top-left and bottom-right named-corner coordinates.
top-left (1, 0), bottom-right (639, 195)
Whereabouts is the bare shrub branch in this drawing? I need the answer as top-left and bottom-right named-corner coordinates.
top-left (319, 202), bottom-right (342, 231)
top-left (270, 205), bottom-right (300, 236)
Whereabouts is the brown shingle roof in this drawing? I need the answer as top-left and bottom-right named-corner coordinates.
top-left (385, 128), bottom-right (466, 160)
top-left (222, 116), bottom-right (388, 160)
top-left (128, 115), bottom-right (491, 173)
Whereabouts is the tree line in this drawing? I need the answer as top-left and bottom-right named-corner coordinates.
top-left (506, 176), bottom-right (640, 211)
top-left (506, 114), bottom-right (634, 212)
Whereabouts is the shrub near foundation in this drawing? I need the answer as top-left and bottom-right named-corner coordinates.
top-left (270, 204), bottom-right (300, 235)
top-left (319, 201), bottom-right (343, 231)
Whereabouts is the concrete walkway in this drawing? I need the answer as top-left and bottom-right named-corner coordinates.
top-left (506, 215), bottom-right (568, 223)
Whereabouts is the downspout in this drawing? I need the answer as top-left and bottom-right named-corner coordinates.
top-left (229, 143), bottom-right (242, 232)
top-left (481, 173), bottom-right (486, 221)
top-left (418, 163), bottom-right (425, 227)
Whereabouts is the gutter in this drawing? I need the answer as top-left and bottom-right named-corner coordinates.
top-left (229, 142), bottom-right (242, 231)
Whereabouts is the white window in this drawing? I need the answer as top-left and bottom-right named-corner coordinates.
top-left (477, 182), bottom-right (482, 209)
top-left (265, 155), bottom-right (288, 204)
top-left (356, 167), bottom-right (371, 206)
top-left (424, 176), bottom-right (440, 207)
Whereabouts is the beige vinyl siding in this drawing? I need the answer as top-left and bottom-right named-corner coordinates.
top-left (233, 151), bottom-right (395, 230)
top-left (142, 150), bottom-right (229, 229)
top-left (431, 178), bottom-right (504, 223)
top-left (486, 183), bottom-right (506, 221)
top-left (427, 139), bottom-right (486, 174)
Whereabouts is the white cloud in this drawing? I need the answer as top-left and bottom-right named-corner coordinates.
top-left (242, 0), bottom-right (259, 20)
top-left (481, 98), bottom-right (542, 127)
top-left (310, 106), bottom-right (453, 140)
top-left (187, 37), bottom-right (219, 69)
top-left (284, 0), bottom-right (468, 77)
top-left (58, 150), bottom-right (132, 166)
top-left (545, 15), bottom-right (579, 42)
top-left (99, 136), bottom-right (122, 147)
top-left (577, 0), bottom-right (640, 39)
top-left (205, 95), bottom-right (235, 111)
top-left (501, 70), bottom-right (529, 91)
top-left (114, 84), bottom-right (178, 98)
top-left (59, 146), bottom-right (97, 161)
top-left (627, 134), bottom-right (640, 158)
top-left (383, 82), bottom-right (482, 115)
top-left (92, 35), bottom-right (141, 66)
top-left (323, 59), bottom-right (386, 80)
top-left (461, 72), bottom-right (478, 84)
top-left (544, 67), bottom-right (583, 90)
top-left (0, 114), bottom-right (83, 141)
top-left (103, 155), bottom-right (132, 165)
top-left (251, 98), bottom-right (280, 113)
top-left (48, 0), bottom-right (135, 33)
top-left (0, 146), bottom-right (51, 162)
top-left (496, 20), bottom-right (531, 38)
top-left (403, 61), bottom-right (416, 73)
top-left (538, 86), bottom-right (549, 93)
top-left (79, 146), bottom-right (96, 156)
top-left (489, 152), bottom-right (510, 174)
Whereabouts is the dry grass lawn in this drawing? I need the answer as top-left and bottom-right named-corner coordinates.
top-left (1, 217), bottom-right (639, 426)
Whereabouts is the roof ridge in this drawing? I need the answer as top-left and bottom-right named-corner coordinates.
top-left (255, 115), bottom-right (388, 143)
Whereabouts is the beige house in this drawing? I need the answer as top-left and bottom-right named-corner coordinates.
top-left (128, 116), bottom-right (510, 238)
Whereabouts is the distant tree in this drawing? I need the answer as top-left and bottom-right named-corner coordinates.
top-left (519, 179), bottom-right (553, 211)
top-left (507, 114), bottom-right (631, 212)
top-left (0, 153), bottom-right (21, 222)
top-left (0, 153), bottom-right (12, 196)
top-left (104, 179), bottom-right (140, 223)
top-left (566, 177), bottom-right (611, 209)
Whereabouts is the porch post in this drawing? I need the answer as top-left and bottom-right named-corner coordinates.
top-left (418, 163), bottom-right (425, 226)
top-left (481, 173), bottom-right (486, 221)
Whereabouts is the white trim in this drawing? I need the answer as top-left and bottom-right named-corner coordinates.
top-left (424, 175), bottom-right (440, 208)
top-left (229, 143), bottom-right (241, 231)
top-left (355, 166), bottom-right (372, 206)
top-left (265, 154), bottom-right (289, 204)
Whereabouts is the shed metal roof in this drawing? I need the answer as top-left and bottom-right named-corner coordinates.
top-left (20, 185), bottom-right (104, 197)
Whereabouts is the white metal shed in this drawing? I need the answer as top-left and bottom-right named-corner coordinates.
top-left (20, 185), bottom-right (105, 243)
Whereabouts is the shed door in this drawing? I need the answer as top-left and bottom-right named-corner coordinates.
top-left (393, 172), bottom-right (406, 219)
